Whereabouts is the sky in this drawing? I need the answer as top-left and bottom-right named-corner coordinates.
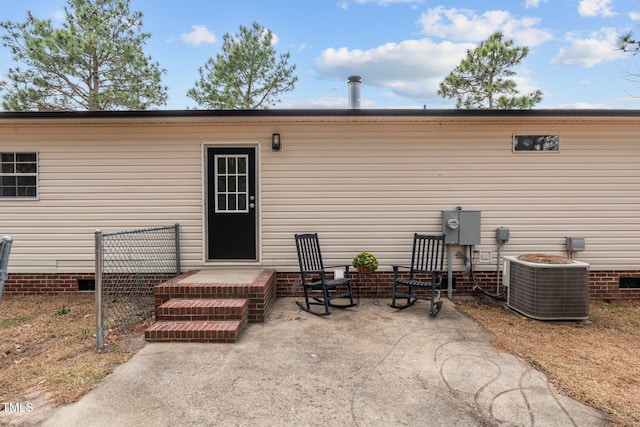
top-left (2, 0), bottom-right (640, 110)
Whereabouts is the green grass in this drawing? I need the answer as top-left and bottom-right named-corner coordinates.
top-left (2, 315), bottom-right (26, 324)
top-left (51, 307), bottom-right (72, 317)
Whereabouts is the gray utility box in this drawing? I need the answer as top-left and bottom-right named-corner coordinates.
top-left (442, 210), bottom-right (481, 245)
top-left (566, 236), bottom-right (585, 252)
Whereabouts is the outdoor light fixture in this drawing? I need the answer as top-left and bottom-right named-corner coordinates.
top-left (272, 133), bottom-right (281, 151)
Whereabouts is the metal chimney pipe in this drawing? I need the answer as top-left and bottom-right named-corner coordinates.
top-left (348, 75), bottom-right (361, 109)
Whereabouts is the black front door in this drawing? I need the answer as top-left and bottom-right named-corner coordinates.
top-left (207, 147), bottom-right (257, 260)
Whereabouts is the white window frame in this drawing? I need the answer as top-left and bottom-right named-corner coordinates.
top-left (0, 151), bottom-right (38, 199)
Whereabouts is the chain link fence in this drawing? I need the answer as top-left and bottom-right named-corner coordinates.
top-left (95, 224), bottom-right (180, 348)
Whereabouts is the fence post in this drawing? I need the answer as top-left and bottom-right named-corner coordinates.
top-left (174, 223), bottom-right (181, 275)
top-left (0, 236), bottom-right (13, 304)
top-left (95, 230), bottom-right (104, 349)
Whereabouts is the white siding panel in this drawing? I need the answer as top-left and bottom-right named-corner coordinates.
top-left (1, 124), bottom-right (207, 273)
top-left (1, 117), bottom-right (639, 275)
top-left (260, 121), bottom-right (640, 272)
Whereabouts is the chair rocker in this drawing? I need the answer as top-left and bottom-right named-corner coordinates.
top-left (295, 233), bottom-right (356, 316)
top-left (390, 233), bottom-right (446, 316)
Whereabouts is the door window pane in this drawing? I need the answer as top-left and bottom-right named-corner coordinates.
top-left (217, 176), bottom-right (226, 192)
top-left (217, 194), bottom-right (227, 211)
top-left (238, 194), bottom-right (247, 210)
top-left (214, 154), bottom-right (249, 213)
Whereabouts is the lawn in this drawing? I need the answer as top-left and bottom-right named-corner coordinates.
top-left (455, 296), bottom-right (640, 427)
top-left (0, 294), bottom-right (145, 412)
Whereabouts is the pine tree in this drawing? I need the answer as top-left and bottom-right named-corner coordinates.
top-left (188, 22), bottom-right (297, 109)
top-left (1, 0), bottom-right (167, 111)
top-left (438, 32), bottom-right (542, 109)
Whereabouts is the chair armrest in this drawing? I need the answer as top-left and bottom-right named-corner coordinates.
top-left (325, 264), bottom-right (349, 269)
top-left (392, 265), bottom-right (411, 279)
top-left (325, 265), bottom-right (351, 273)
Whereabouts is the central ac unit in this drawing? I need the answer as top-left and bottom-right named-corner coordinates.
top-left (503, 255), bottom-right (589, 321)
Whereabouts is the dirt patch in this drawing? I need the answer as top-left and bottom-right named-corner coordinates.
top-left (455, 296), bottom-right (640, 427)
top-left (0, 294), bottom-right (146, 421)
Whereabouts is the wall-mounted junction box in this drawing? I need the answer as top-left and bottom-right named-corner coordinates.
top-left (496, 227), bottom-right (510, 243)
top-left (442, 209), bottom-right (481, 245)
top-left (566, 236), bottom-right (585, 252)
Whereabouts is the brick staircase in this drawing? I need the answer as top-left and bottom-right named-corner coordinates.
top-left (145, 269), bottom-right (276, 343)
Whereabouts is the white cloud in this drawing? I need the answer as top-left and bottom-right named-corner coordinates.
top-left (180, 25), bottom-right (216, 46)
top-left (277, 96), bottom-right (376, 109)
top-left (554, 102), bottom-right (612, 109)
top-left (315, 38), bottom-right (474, 101)
top-left (550, 28), bottom-right (627, 68)
top-left (53, 10), bottom-right (66, 21)
top-left (524, 0), bottom-right (547, 9)
top-left (630, 11), bottom-right (640, 21)
top-left (510, 71), bottom-right (541, 96)
top-left (418, 6), bottom-right (553, 47)
top-left (578, 0), bottom-right (616, 17)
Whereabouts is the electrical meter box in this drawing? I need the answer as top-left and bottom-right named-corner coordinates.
top-left (442, 209), bottom-right (481, 245)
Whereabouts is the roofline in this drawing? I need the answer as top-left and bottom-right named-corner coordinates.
top-left (1, 108), bottom-right (639, 120)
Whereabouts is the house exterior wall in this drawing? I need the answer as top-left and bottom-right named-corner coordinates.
top-left (263, 119), bottom-right (640, 273)
top-left (1, 113), bottom-right (639, 298)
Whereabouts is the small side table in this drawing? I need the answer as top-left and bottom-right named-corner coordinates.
top-left (355, 270), bottom-right (380, 305)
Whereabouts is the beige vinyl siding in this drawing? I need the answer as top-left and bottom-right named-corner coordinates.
top-left (261, 120), bottom-right (640, 272)
top-left (1, 124), bottom-right (205, 273)
top-left (1, 115), bottom-right (639, 275)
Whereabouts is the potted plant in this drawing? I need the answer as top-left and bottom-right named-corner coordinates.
top-left (352, 252), bottom-right (378, 274)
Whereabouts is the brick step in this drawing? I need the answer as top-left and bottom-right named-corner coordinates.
top-left (145, 319), bottom-right (246, 343)
top-left (156, 298), bottom-right (247, 321)
top-left (154, 269), bottom-right (277, 324)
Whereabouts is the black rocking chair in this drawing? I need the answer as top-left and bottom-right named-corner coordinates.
top-left (295, 233), bottom-right (356, 316)
top-left (390, 233), bottom-right (446, 316)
